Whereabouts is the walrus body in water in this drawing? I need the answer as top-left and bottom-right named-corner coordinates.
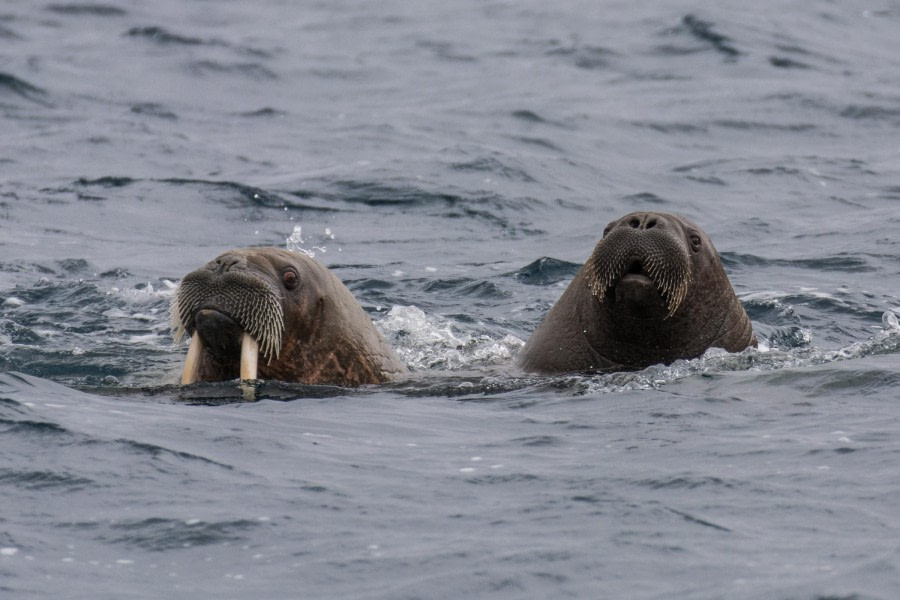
top-left (171, 248), bottom-right (407, 386)
top-left (519, 211), bottom-right (755, 374)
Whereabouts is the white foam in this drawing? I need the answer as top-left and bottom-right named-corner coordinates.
top-left (127, 333), bottom-right (162, 344)
top-left (376, 305), bottom-right (524, 371)
top-left (576, 312), bottom-right (900, 395)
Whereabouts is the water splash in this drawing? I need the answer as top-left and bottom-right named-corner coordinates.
top-left (285, 225), bottom-right (336, 258)
top-left (573, 310), bottom-right (900, 395)
top-left (374, 303), bottom-right (899, 396)
top-left (376, 305), bottom-right (524, 371)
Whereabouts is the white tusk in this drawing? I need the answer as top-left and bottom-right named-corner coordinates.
top-left (181, 333), bottom-right (203, 385)
top-left (240, 333), bottom-right (259, 381)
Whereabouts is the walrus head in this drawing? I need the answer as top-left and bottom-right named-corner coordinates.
top-left (517, 211), bottom-right (756, 374)
top-left (171, 250), bottom-right (290, 383)
top-left (587, 212), bottom-right (700, 319)
top-left (171, 248), bottom-right (408, 386)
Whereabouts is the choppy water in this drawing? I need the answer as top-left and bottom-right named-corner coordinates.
top-left (2, 1), bottom-right (900, 598)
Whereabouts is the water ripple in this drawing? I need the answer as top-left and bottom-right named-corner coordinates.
top-left (657, 14), bottom-right (741, 60)
top-left (110, 438), bottom-right (235, 470)
top-left (126, 26), bottom-right (205, 46)
top-left (0, 418), bottom-right (70, 437)
top-left (512, 257), bottom-right (580, 286)
top-left (130, 102), bottom-right (178, 120)
top-left (635, 476), bottom-right (737, 490)
top-left (188, 60), bottom-right (278, 81)
top-left (722, 252), bottom-right (875, 272)
top-left (0, 468), bottom-right (96, 491)
top-left (46, 4), bottom-right (127, 17)
top-left (0, 72), bottom-right (51, 106)
top-left (678, 14), bottom-right (740, 58)
top-left (97, 517), bottom-right (262, 551)
top-left (422, 278), bottom-right (509, 299)
top-left (451, 157), bottom-right (537, 183)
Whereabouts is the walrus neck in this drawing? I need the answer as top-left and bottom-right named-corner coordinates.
top-left (584, 288), bottom-right (710, 368)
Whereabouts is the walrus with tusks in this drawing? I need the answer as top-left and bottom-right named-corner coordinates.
top-left (519, 211), bottom-right (756, 373)
top-left (171, 248), bottom-right (407, 386)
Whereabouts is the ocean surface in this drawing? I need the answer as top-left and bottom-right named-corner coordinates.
top-left (2, 1), bottom-right (900, 598)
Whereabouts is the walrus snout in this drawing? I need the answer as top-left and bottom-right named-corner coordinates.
top-left (209, 251), bottom-right (248, 274)
top-left (603, 212), bottom-right (670, 237)
top-left (589, 214), bottom-right (693, 318)
top-left (623, 257), bottom-right (647, 277)
top-left (173, 268), bottom-right (283, 353)
top-left (194, 309), bottom-right (244, 360)
top-left (176, 308), bottom-right (260, 383)
top-left (172, 252), bottom-right (285, 384)
top-left (623, 212), bottom-right (661, 231)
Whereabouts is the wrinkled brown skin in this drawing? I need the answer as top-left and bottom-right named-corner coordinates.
top-left (183, 248), bottom-right (407, 386)
top-left (519, 212), bottom-right (756, 374)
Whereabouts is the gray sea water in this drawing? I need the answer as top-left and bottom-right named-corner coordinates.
top-left (2, 1), bottom-right (900, 598)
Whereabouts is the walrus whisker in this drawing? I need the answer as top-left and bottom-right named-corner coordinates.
top-left (588, 228), bottom-right (693, 319)
top-left (171, 272), bottom-right (285, 363)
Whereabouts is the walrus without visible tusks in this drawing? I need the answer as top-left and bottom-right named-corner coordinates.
top-left (519, 211), bottom-right (756, 374)
top-left (171, 248), bottom-right (407, 386)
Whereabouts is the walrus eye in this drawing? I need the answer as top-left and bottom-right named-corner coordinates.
top-left (282, 268), bottom-right (299, 290)
top-left (689, 234), bottom-right (702, 252)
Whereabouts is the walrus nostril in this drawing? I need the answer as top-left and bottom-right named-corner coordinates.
top-left (626, 214), bottom-right (658, 230)
top-left (214, 253), bottom-right (245, 273)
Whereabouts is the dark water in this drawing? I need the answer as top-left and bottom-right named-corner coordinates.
top-left (2, 1), bottom-right (900, 598)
